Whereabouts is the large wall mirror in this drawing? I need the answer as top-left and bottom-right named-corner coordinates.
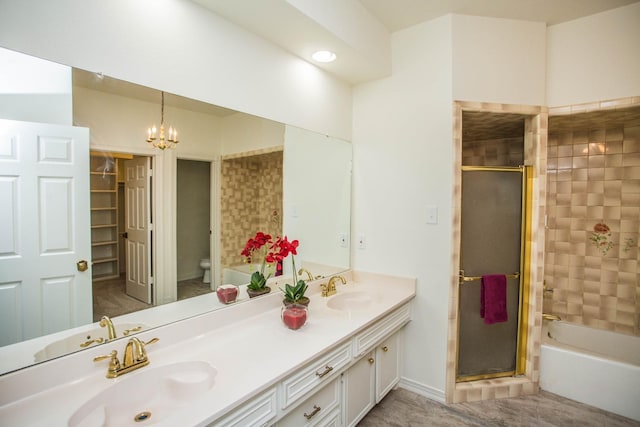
top-left (0, 48), bottom-right (352, 374)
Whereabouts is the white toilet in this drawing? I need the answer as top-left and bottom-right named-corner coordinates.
top-left (199, 258), bottom-right (211, 283)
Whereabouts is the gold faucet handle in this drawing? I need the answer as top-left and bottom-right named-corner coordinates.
top-left (144, 337), bottom-right (159, 348)
top-left (94, 350), bottom-right (121, 377)
top-left (80, 337), bottom-right (105, 348)
top-left (122, 326), bottom-right (142, 336)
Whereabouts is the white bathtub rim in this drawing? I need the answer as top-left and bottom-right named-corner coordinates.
top-left (542, 320), bottom-right (639, 367)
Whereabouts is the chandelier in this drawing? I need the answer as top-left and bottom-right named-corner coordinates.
top-left (146, 91), bottom-right (178, 150)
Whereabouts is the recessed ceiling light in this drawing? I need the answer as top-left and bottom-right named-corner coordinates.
top-left (312, 50), bottom-right (337, 63)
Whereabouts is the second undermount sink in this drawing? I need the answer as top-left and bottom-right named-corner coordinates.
top-left (326, 291), bottom-right (375, 312)
top-left (68, 361), bottom-right (217, 427)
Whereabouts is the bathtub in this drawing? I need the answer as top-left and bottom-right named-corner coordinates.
top-left (222, 263), bottom-right (276, 286)
top-left (540, 320), bottom-right (640, 421)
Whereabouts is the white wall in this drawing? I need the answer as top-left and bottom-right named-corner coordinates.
top-left (352, 15), bottom-right (454, 399)
top-left (73, 86), bottom-right (223, 157)
top-left (0, 47), bottom-right (72, 124)
top-left (452, 15), bottom-right (547, 106)
top-left (352, 13), bottom-right (550, 400)
top-left (221, 114), bottom-right (285, 156)
top-left (546, 2), bottom-right (640, 106)
top-left (0, 0), bottom-right (352, 140)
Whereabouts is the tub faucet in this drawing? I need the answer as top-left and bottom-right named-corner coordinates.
top-left (100, 315), bottom-right (117, 340)
top-left (542, 313), bottom-right (561, 321)
top-left (94, 337), bottom-right (159, 378)
top-left (321, 275), bottom-right (346, 297)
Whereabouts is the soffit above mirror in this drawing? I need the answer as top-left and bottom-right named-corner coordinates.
top-left (72, 69), bottom-right (237, 118)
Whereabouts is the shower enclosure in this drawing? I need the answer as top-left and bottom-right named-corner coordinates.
top-left (457, 166), bottom-right (531, 381)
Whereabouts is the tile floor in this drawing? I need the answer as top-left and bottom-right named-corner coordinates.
top-left (92, 275), bottom-right (212, 321)
top-left (357, 388), bottom-right (639, 427)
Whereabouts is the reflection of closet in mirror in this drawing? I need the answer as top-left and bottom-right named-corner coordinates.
top-left (220, 148), bottom-right (283, 281)
top-left (90, 152), bottom-right (121, 281)
top-left (91, 153), bottom-right (153, 321)
top-left (177, 159), bottom-right (214, 298)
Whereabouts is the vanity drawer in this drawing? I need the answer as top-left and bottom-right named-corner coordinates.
top-left (353, 303), bottom-right (411, 357)
top-left (210, 387), bottom-right (277, 427)
top-left (277, 377), bottom-right (341, 427)
top-left (280, 341), bottom-right (351, 409)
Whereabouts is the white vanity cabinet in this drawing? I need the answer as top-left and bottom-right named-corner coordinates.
top-left (276, 378), bottom-right (342, 427)
top-left (343, 330), bottom-right (402, 427)
top-left (209, 388), bottom-right (278, 427)
top-left (344, 350), bottom-right (376, 426)
top-left (374, 331), bottom-right (401, 402)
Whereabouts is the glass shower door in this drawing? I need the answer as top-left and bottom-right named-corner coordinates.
top-left (457, 167), bottom-right (524, 381)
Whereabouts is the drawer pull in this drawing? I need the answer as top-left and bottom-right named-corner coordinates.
top-left (368, 357), bottom-right (375, 364)
top-left (304, 405), bottom-right (321, 420)
top-left (382, 346), bottom-right (389, 352)
top-left (315, 365), bottom-right (334, 378)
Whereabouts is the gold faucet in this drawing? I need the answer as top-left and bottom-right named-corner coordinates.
top-left (542, 313), bottom-right (561, 321)
top-left (100, 316), bottom-right (117, 340)
top-left (94, 337), bottom-right (159, 378)
top-left (321, 275), bottom-right (346, 297)
top-left (298, 268), bottom-right (314, 281)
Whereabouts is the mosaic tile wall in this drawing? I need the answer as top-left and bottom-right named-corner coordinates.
top-left (462, 137), bottom-right (523, 166)
top-left (220, 149), bottom-right (283, 269)
top-left (447, 102), bottom-right (547, 403)
top-left (545, 104), bottom-right (640, 336)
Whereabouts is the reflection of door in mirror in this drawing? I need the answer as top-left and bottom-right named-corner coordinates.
top-left (91, 153), bottom-right (152, 321)
top-left (0, 119), bottom-right (92, 346)
top-left (124, 156), bottom-right (153, 304)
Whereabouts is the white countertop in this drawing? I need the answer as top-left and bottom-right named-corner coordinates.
top-left (0, 270), bottom-right (415, 427)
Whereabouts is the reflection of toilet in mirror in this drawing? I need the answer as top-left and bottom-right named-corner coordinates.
top-left (200, 259), bottom-right (211, 283)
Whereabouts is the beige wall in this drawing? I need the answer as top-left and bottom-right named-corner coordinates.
top-left (177, 159), bottom-right (211, 281)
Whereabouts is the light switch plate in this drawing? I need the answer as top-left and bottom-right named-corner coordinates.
top-left (426, 205), bottom-right (438, 224)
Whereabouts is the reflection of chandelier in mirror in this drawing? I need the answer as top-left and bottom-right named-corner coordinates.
top-left (146, 91), bottom-right (179, 150)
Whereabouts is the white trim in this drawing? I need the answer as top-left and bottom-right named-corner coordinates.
top-left (398, 377), bottom-right (446, 403)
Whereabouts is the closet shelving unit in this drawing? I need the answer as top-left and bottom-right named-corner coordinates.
top-left (89, 154), bottom-right (119, 281)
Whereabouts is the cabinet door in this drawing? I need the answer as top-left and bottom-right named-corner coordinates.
top-left (344, 351), bottom-right (375, 427)
top-left (375, 331), bottom-right (401, 403)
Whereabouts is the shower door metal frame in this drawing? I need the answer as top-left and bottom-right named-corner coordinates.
top-left (455, 165), bottom-right (532, 383)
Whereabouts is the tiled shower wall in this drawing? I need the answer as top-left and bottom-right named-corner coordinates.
top-left (220, 149), bottom-right (283, 269)
top-left (545, 106), bottom-right (640, 336)
top-left (462, 137), bottom-right (523, 167)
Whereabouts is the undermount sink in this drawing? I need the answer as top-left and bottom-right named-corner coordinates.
top-left (68, 361), bottom-right (217, 427)
top-left (326, 291), bottom-right (375, 312)
top-left (33, 323), bottom-right (148, 362)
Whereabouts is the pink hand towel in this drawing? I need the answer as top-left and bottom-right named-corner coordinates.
top-left (481, 274), bottom-right (508, 324)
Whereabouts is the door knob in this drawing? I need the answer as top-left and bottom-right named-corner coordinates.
top-left (77, 260), bottom-right (89, 272)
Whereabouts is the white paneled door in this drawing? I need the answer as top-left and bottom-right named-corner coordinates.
top-left (0, 119), bottom-right (91, 346)
top-left (124, 157), bottom-right (152, 304)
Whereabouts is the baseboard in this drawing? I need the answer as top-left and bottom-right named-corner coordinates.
top-left (397, 376), bottom-right (446, 403)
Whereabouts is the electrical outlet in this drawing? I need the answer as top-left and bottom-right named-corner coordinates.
top-left (357, 235), bottom-right (366, 249)
top-left (339, 233), bottom-right (348, 248)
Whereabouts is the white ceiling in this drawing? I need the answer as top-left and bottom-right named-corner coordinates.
top-left (193, 0), bottom-right (639, 84)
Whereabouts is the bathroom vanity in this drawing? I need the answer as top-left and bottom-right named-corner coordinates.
top-left (0, 271), bottom-right (415, 426)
